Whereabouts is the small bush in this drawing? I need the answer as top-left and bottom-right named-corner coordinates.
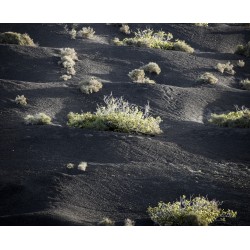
top-left (240, 78), bottom-right (250, 90)
top-left (25, 113), bottom-right (52, 125)
top-left (215, 62), bottom-right (235, 75)
top-left (141, 62), bottom-right (161, 75)
top-left (148, 195), bottom-right (237, 226)
top-left (124, 218), bottom-right (135, 226)
top-left (98, 217), bottom-right (115, 226)
top-left (78, 162), bottom-right (87, 171)
top-left (66, 163), bottom-right (74, 169)
top-left (120, 24), bottom-right (131, 34)
top-left (112, 37), bottom-right (124, 46)
top-left (197, 72), bottom-right (218, 84)
top-left (235, 41), bottom-right (250, 57)
top-left (15, 95), bottom-right (27, 106)
top-left (237, 60), bottom-right (245, 67)
top-left (114, 28), bottom-right (194, 53)
top-left (194, 23), bottom-right (208, 27)
top-left (67, 94), bottom-right (162, 135)
top-left (60, 75), bottom-right (72, 81)
top-left (0, 32), bottom-right (35, 46)
top-left (79, 78), bottom-right (103, 94)
top-left (69, 29), bottom-right (77, 39)
top-left (128, 69), bottom-right (155, 84)
top-left (209, 107), bottom-right (250, 128)
top-left (77, 27), bottom-right (95, 39)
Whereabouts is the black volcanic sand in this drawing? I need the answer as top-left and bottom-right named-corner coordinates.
top-left (0, 24), bottom-right (249, 226)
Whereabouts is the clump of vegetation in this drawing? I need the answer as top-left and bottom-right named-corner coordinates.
top-left (235, 41), bottom-right (250, 57)
top-left (98, 217), bottom-right (115, 226)
top-left (237, 60), bottom-right (245, 67)
top-left (66, 163), bottom-right (75, 169)
top-left (215, 62), bottom-right (235, 75)
top-left (67, 94), bottom-right (162, 135)
top-left (112, 37), bottom-right (124, 46)
top-left (113, 28), bottom-right (194, 53)
top-left (124, 218), bottom-right (135, 226)
top-left (24, 113), bottom-right (52, 125)
top-left (78, 162), bottom-right (88, 171)
top-left (148, 195), bottom-right (237, 226)
top-left (209, 107), bottom-right (250, 128)
top-left (0, 32), bottom-right (35, 46)
top-left (140, 62), bottom-right (161, 75)
top-left (197, 72), bottom-right (218, 84)
top-left (15, 95), bottom-right (27, 106)
top-left (77, 26), bottom-right (95, 39)
top-left (194, 23), bottom-right (209, 27)
top-left (128, 69), bottom-right (155, 84)
top-left (120, 24), bottom-right (131, 34)
top-left (79, 77), bottom-right (103, 94)
top-left (240, 78), bottom-right (250, 90)
top-left (59, 48), bottom-right (78, 80)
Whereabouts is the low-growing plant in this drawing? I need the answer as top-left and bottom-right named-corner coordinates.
top-left (112, 37), bottom-right (124, 46)
top-left (67, 93), bottom-right (162, 135)
top-left (120, 24), bottom-right (131, 34)
top-left (235, 41), bottom-right (250, 57)
top-left (240, 78), bottom-right (250, 90)
top-left (78, 161), bottom-right (88, 171)
top-left (215, 62), bottom-right (235, 75)
top-left (209, 107), bottom-right (250, 128)
top-left (140, 62), bottom-right (161, 75)
top-left (0, 32), bottom-right (35, 46)
top-left (77, 26), bottom-right (95, 39)
top-left (24, 113), bottom-right (52, 125)
top-left (113, 28), bottom-right (194, 53)
top-left (15, 95), bottom-right (27, 106)
top-left (66, 163), bottom-right (75, 169)
top-left (194, 23), bottom-right (209, 27)
top-left (69, 29), bottom-right (77, 39)
top-left (197, 72), bottom-right (218, 84)
top-left (148, 195), bottom-right (237, 226)
top-left (124, 218), bottom-right (135, 226)
top-left (60, 75), bottom-right (72, 81)
top-left (128, 69), bottom-right (155, 84)
top-left (237, 60), bottom-right (245, 67)
top-left (79, 78), bottom-right (103, 94)
top-left (98, 217), bottom-right (115, 226)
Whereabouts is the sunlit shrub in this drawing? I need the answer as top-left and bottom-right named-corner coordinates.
top-left (98, 217), bottom-right (115, 226)
top-left (141, 62), bottom-right (161, 75)
top-left (77, 26), bottom-right (95, 39)
top-left (79, 78), bottom-right (103, 94)
top-left (237, 60), bottom-right (245, 67)
top-left (128, 69), bottom-right (155, 84)
top-left (197, 72), bottom-right (218, 84)
top-left (215, 62), bottom-right (235, 75)
top-left (0, 32), bottom-right (35, 46)
top-left (15, 95), bottom-right (27, 106)
top-left (240, 78), bottom-right (250, 90)
top-left (120, 24), bottom-right (131, 34)
top-left (25, 113), bottom-right (52, 125)
top-left (235, 41), bottom-right (250, 57)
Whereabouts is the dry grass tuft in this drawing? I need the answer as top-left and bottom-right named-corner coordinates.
top-left (197, 72), bottom-right (218, 84)
top-left (0, 32), bottom-right (35, 46)
top-left (79, 78), bottom-right (103, 94)
top-left (237, 60), bottom-right (245, 67)
top-left (15, 95), bottom-right (27, 106)
top-left (120, 24), bottom-right (131, 34)
top-left (215, 62), bottom-right (235, 75)
top-left (25, 113), bottom-right (52, 125)
top-left (140, 62), bottom-right (161, 74)
top-left (77, 27), bottom-right (95, 39)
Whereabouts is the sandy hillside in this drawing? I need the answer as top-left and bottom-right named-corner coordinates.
top-left (0, 23), bottom-right (249, 225)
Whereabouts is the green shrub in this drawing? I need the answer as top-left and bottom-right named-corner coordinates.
top-left (98, 217), bottom-right (115, 226)
top-left (128, 69), bottom-right (155, 84)
top-left (148, 195), bottom-right (237, 226)
top-left (67, 94), bottom-right (162, 135)
top-left (235, 41), bottom-right (250, 57)
top-left (215, 62), bottom-right (235, 75)
top-left (140, 62), bottom-right (161, 75)
top-left (25, 113), bottom-right (52, 125)
top-left (0, 32), bottom-right (35, 46)
top-left (113, 28), bottom-right (194, 53)
top-left (15, 95), bottom-right (27, 106)
top-left (197, 72), bottom-right (218, 84)
top-left (79, 78), bottom-right (103, 94)
top-left (240, 78), bottom-right (250, 90)
top-left (209, 107), bottom-right (250, 128)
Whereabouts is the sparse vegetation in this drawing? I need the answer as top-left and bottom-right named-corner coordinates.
top-left (235, 41), bottom-right (250, 57)
top-left (78, 162), bottom-right (88, 171)
top-left (215, 62), bottom-right (235, 75)
top-left (124, 218), bottom-right (135, 226)
top-left (15, 95), bottom-right (27, 106)
top-left (237, 60), bottom-right (245, 67)
top-left (59, 48), bottom-right (78, 80)
top-left (209, 107), bottom-right (250, 128)
top-left (112, 37), bottom-right (123, 46)
top-left (67, 94), bottom-right (162, 135)
top-left (98, 217), bottom-right (115, 226)
top-left (240, 78), bottom-right (250, 90)
top-left (77, 27), bottom-right (95, 39)
top-left (120, 24), bottom-right (131, 34)
top-left (197, 72), bottom-right (218, 84)
top-left (24, 113), bottom-right (52, 125)
top-left (66, 163), bottom-right (75, 169)
top-left (140, 62), bottom-right (161, 75)
top-left (113, 28), bottom-right (194, 53)
top-left (79, 78), bottom-right (103, 94)
top-left (0, 32), bottom-right (35, 46)
top-left (128, 69), bottom-right (155, 84)
top-left (148, 195), bottom-right (237, 226)
top-left (194, 23), bottom-right (208, 27)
